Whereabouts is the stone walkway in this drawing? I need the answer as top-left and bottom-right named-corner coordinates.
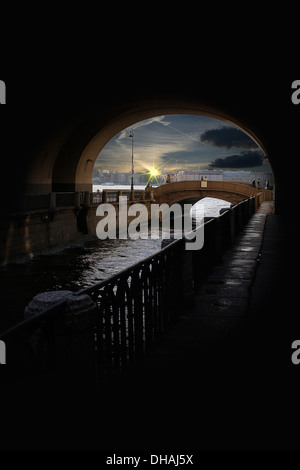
top-left (110, 199), bottom-right (299, 450)
top-left (138, 201), bottom-right (275, 369)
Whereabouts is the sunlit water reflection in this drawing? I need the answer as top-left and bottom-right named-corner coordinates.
top-left (0, 197), bottom-right (231, 330)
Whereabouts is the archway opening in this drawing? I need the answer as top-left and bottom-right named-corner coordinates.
top-left (25, 97), bottom-right (275, 203)
top-left (91, 113), bottom-right (274, 199)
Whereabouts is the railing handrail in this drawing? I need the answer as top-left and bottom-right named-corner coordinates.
top-left (1, 194), bottom-right (259, 339)
top-left (76, 236), bottom-right (184, 298)
top-left (0, 193), bottom-right (262, 377)
top-left (0, 235), bottom-right (184, 340)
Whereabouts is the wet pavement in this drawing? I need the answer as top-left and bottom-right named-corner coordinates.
top-left (139, 202), bottom-right (273, 363)
top-left (101, 200), bottom-right (300, 450)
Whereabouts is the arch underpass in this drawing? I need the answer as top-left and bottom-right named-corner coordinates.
top-left (2, 95), bottom-right (274, 264)
top-left (22, 96), bottom-right (270, 195)
top-left (152, 180), bottom-right (269, 206)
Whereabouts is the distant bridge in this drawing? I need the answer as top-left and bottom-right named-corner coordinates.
top-left (152, 180), bottom-right (272, 206)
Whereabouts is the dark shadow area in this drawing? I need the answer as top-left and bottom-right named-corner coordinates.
top-left (1, 204), bottom-right (299, 451)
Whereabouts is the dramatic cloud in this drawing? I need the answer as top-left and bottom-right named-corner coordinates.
top-left (96, 116), bottom-right (270, 173)
top-left (200, 126), bottom-right (258, 149)
top-left (209, 151), bottom-right (264, 169)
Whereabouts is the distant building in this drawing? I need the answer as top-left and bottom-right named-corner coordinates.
top-left (175, 169), bottom-right (273, 186)
top-left (177, 170), bottom-right (223, 182)
top-left (92, 168), bottom-right (273, 188)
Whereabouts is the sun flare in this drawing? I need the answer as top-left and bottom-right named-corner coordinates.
top-left (149, 167), bottom-right (160, 178)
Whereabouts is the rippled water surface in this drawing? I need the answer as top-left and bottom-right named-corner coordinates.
top-left (0, 237), bottom-right (162, 330)
top-left (0, 197), bottom-right (230, 330)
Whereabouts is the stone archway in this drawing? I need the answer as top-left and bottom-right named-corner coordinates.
top-left (24, 96), bottom-right (271, 195)
top-left (152, 180), bottom-right (264, 206)
top-left (73, 98), bottom-right (270, 193)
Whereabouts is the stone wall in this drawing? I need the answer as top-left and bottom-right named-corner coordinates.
top-left (1, 208), bottom-right (81, 265)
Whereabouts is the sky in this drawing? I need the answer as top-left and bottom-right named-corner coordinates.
top-left (95, 115), bottom-right (271, 174)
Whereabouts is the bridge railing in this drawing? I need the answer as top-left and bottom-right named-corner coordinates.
top-left (11, 185), bottom-right (271, 213)
top-left (93, 189), bottom-right (153, 204)
top-left (0, 193), bottom-right (261, 381)
top-left (10, 189), bottom-right (154, 213)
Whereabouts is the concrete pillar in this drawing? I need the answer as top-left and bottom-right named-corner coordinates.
top-left (24, 290), bottom-right (97, 382)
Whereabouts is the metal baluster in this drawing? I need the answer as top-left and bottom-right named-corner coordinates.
top-left (126, 275), bottom-right (135, 364)
top-left (131, 270), bottom-right (143, 358)
top-left (116, 281), bottom-right (128, 368)
top-left (142, 263), bottom-right (153, 354)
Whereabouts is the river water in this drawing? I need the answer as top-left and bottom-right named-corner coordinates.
top-left (0, 190), bottom-right (231, 331)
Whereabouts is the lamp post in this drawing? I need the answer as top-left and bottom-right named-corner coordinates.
top-left (129, 130), bottom-right (134, 193)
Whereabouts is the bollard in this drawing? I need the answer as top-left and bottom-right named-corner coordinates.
top-left (24, 290), bottom-right (97, 382)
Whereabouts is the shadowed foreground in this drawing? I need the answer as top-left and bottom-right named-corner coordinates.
top-left (1, 203), bottom-right (299, 450)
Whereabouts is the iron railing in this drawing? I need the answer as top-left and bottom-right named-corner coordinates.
top-left (0, 194), bottom-right (261, 381)
top-left (0, 237), bottom-right (184, 379)
top-left (77, 237), bottom-right (184, 374)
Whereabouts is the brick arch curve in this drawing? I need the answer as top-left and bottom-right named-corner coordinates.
top-left (152, 180), bottom-right (262, 206)
top-left (50, 97), bottom-right (269, 193)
